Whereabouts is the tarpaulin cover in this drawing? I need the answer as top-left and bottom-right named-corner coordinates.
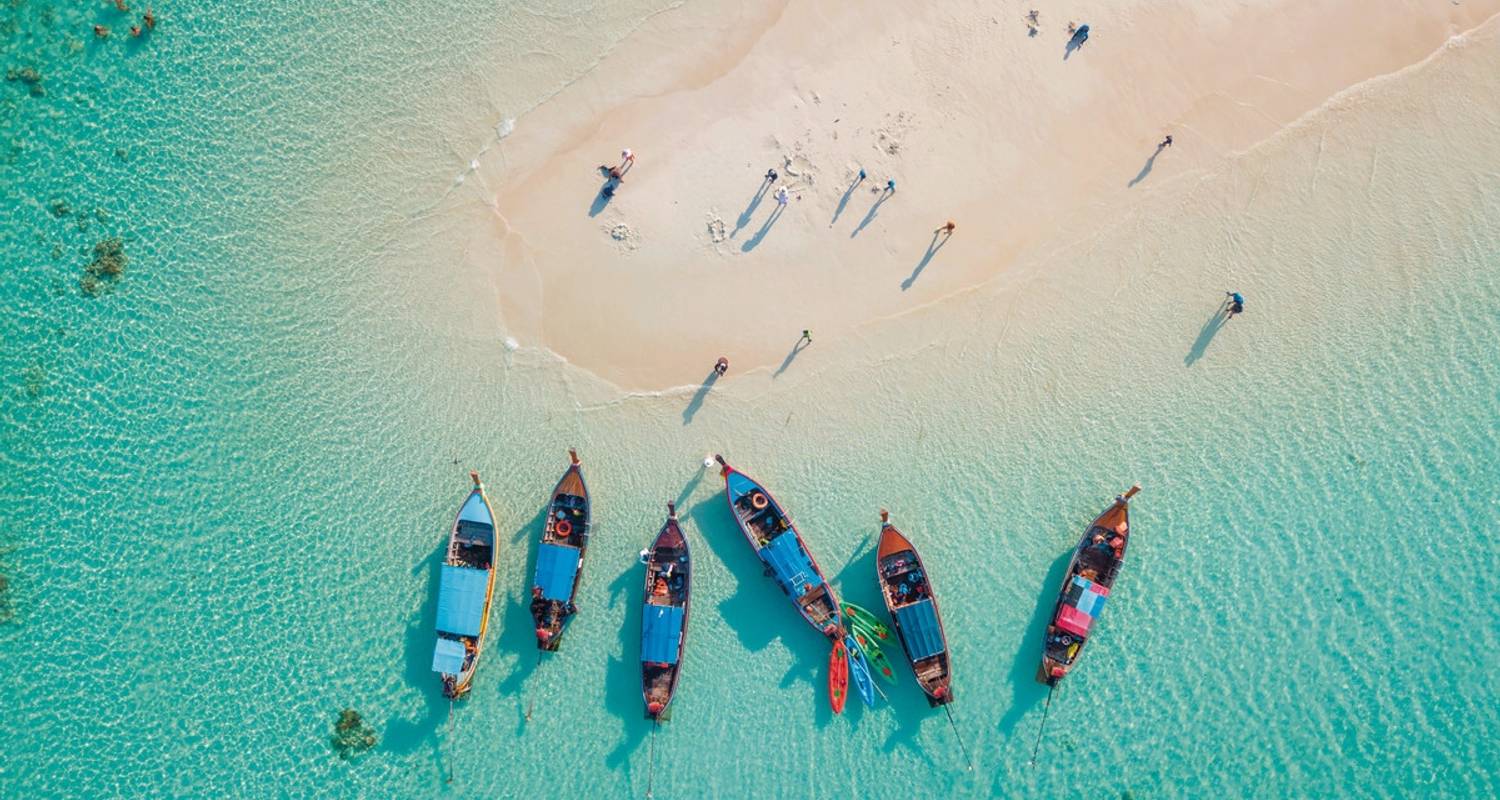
top-left (762, 532), bottom-right (819, 597)
top-left (894, 599), bottom-right (945, 660)
top-left (535, 542), bottom-right (581, 601)
top-left (640, 605), bottom-right (685, 665)
top-left (1056, 575), bottom-right (1110, 637)
top-left (431, 637), bottom-right (466, 674)
top-left (435, 564), bottom-right (490, 637)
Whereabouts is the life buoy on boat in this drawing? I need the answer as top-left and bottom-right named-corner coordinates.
top-left (751, 492), bottom-right (768, 510)
top-left (556, 519), bottom-right (573, 536)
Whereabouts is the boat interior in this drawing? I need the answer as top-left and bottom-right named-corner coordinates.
top-left (645, 543), bottom-right (688, 607)
top-left (879, 549), bottom-right (931, 607)
top-left (733, 491), bottom-right (789, 546)
top-left (1075, 524), bottom-right (1125, 587)
top-left (545, 492), bottom-right (589, 546)
top-left (800, 585), bottom-right (837, 625)
top-left (449, 516), bottom-right (493, 569)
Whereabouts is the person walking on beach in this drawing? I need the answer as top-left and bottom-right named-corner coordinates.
top-left (775, 185), bottom-right (790, 206)
top-left (800, 329), bottom-right (812, 344)
top-left (765, 168), bottom-right (778, 183)
top-left (937, 220), bottom-right (956, 235)
top-left (885, 179), bottom-right (896, 194)
top-left (714, 357), bottom-right (729, 376)
top-left (857, 168), bottom-right (867, 182)
top-left (1225, 291), bottom-right (1245, 319)
top-left (621, 148), bottom-right (635, 166)
top-left (1158, 135), bottom-right (1173, 149)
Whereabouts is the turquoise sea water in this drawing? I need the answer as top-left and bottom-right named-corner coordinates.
top-left (4, 3), bottom-right (1499, 798)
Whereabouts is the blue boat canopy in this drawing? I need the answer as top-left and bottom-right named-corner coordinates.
top-left (762, 532), bottom-right (820, 598)
top-left (640, 605), bottom-right (685, 665)
top-left (535, 543), bottom-right (581, 601)
top-left (435, 564), bottom-right (490, 637)
top-left (895, 599), bottom-right (945, 660)
top-left (431, 637), bottom-right (466, 675)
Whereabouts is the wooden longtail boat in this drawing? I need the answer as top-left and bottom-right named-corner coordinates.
top-left (431, 472), bottom-right (499, 699)
top-left (641, 502), bottom-right (691, 721)
top-left (714, 455), bottom-right (844, 639)
top-left (530, 450), bottom-right (591, 651)
top-left (1039, 485), bottom-right (1141, 685)
top-left (876, 511), bottom-right (953, 706)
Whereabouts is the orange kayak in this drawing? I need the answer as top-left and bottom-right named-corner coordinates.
top-left (828, 639), bottom-right (849, 714)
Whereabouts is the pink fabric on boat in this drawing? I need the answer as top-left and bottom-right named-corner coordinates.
top-left (1057, 605), bottom-right (1094, 637)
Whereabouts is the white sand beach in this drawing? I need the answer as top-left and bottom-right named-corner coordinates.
top-left (460, 0), bottom-right (1499, 390)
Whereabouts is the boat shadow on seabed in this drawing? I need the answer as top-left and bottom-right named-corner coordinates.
top-left (383, 541), bottom-right (448, 763)
top-left (603, 563), bottom-right (649, 770)
top-left (996, 549), bottom-right (1073, 735)
top-left (686, 496), bottom-right (838, 727)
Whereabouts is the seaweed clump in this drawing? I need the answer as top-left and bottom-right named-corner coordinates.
top-left (81, 237), bottom-right (127, 295)
top-left (330, 708), bottom-right (377, 759)
top-left (5, 67), bottom-right (44, 97)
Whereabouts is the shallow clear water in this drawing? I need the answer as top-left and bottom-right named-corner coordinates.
top-left (3, 3), bottom-right (1498, 799)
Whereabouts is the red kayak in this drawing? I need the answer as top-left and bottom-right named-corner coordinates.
top-left (828, 639), bottom-right (849, 714)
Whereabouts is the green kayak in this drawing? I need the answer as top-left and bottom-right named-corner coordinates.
top-left (850, 626), bottom-right (899, 684)
top-left (842, 602), bottom-right (893, 642)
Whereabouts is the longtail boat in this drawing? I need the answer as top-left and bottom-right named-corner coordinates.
top-left (714, 455), bottom-right (844, 638)
top-left (876, 510), bottom-right (953, 706)
top-left (530, 450), bottom-right (591, 651)
top-left (641, 502), bottom-right (691, 721)
top-left (1039, 485), bottom-right (1140, 685)
top-left (431, 472), bottom-right (499, 699)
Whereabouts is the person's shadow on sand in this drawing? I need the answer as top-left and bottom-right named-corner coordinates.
top-left (1063, 27), bottom-right (1088, 60)
top-left (1184, 304), bottom-right (1230, 366)
top-left (741, 204), bottom-right (785, 252)
top-left (732, 180), bottom-right (773, 238)
top-left (682, 369), bottom-right (721, 424)
top-left (830, 175), bottom-right (863, 227)
top-left (903, 230), bottom-right (951, 289)
top-left (772, 337), bottom-right (810, 378)
top-left (851, 191), bottom-right (891, 238)
top-left (1127, 146), bottom-right (1165, 188)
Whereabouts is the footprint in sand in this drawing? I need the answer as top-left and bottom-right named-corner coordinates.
top-left (706, 216), bottom-right (727, 243)
top-left (606, 221), bottom-right (640, 251)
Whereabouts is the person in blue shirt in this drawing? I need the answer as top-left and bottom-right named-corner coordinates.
top-left (1226, 291), bottom-right (1245, 318)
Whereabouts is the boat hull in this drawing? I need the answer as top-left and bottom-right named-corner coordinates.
top-left (1038, 486), bottom-right (1139, 685)
top-left (641, 506), bottom-right (691, 720)
top-left (876, 519), bottom-right (953, 707)
top-left (532, 451), bottom-right (591, 652)
top-left (716, 456), bottom-right (843, 639)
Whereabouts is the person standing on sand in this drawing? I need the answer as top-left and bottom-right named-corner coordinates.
top-left (800, 330), bottom-right (812, 344)
top-left (621, 148), bottom-right (634, 165)
top-left (765, 168), bottom-right (778, 183)
top-left (857, 168), bottom-right (867, 182)
top-left (885, 179), bottom-right (896, 193)
top-left (937, 220), bottom-right (956, 235)
top-left (1159, 135), bottom-right (1173, 149)
top-left (1225, 291), bottom-right (1245, 319)
top-left (714, 357), bottom-right (729, 376)
top-left (775, 185), bottom-right (790, 206)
